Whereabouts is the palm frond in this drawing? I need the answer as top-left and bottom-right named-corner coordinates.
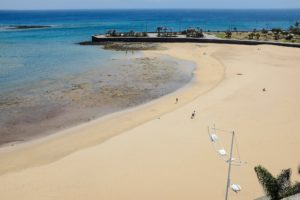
top-left (277, 169), bottom-right (291, 191)
top-left (282, 182), bottom-right (300, 198)
top-left (254, 165), bottom-right (280, 200)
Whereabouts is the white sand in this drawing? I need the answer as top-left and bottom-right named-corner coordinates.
top-left (0, 43), bottom-right (300, 200)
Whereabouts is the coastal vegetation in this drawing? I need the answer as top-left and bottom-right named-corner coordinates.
top-left (212, 22), bottom-right (300, 43)
top-left (225, 30), bottom-right (232, 38)
top-left (104, 27), bottom-right (204, 38)
top-left (156, 27), bottom-right (204, 38)
top-left (254, 164), bottom-right (300, 200)
top-left (101, 22), bottom-right (300, 43)
top-left (156, 26), bottom-right (177, 37)
top-left (181, 27), bottom-right (204, 38)
top-left (106, 29), bottom-right (148, 37)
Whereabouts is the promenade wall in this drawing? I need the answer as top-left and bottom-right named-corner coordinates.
top-left (91, 35), bottom-right (300, 48)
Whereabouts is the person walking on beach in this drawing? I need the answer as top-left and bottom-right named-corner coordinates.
top-left (191, 110), bottom-right (196, 119)
top-left (175, 97), bottom-right (179, 104)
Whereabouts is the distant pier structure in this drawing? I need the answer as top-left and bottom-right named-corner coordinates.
top-left (89, 28), bottom-right (300, 48)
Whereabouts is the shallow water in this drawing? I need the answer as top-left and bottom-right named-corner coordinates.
top-left (0, 50), bottom-right (195, 145)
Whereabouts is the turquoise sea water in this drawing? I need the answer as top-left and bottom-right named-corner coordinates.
top-left (1, 9), bottom-right (300, 93)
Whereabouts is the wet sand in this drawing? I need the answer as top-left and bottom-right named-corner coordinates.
top-left (0, 43), bottom-right (300, 200)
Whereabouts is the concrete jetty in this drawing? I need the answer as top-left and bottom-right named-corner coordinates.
top-left (91, 33), bottom-right (300, 48)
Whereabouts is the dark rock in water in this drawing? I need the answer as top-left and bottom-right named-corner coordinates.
top-left (102, 42), bottom-right (161, 51)
top-left (78, 41), bottom-right (98, 45)
top-left (78, 41), bottom-right (162, 51)
top-left (8, 25), bottom-right (51, 29)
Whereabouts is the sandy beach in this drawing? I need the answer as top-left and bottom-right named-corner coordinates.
top-left (0, 43), bottom-right (300, 200)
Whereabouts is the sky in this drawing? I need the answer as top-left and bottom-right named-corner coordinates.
top-left (0, 0), bottom-right (300, 10)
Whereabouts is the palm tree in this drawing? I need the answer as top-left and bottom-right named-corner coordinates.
top-left (142, 32), bottom-right (148, 37)
top-left (285, 34), bottom-right (293, 41)
top-left (248, 32), bottom-right (255, 40)
top-left (156, 27), bottom-right (163, 37)
top-left (163, 27), bottom-right (168, 35)
top-left (290, 22), bottom-right (300, 35)
top-left (271, 28), bottom-right (282, 40)
top-left (271, 28), bottom-right (283, 34)
top-left (256, 33), bottom-right (261, 40)
top-left (128, 30), bottom-right (135, 37)
top-left (262, 28), bottom-right (268, 34)
top-left (225, 30), bottom-right (232, 39)
top-left (273, 32), bottom-right (280, 40)
top-left (254, 165), bottom-right (300, 200)
top-left (284, 166), bottom-right (300, 198)
top-left (255, 166), bottom-right (290, 200)
top-left (111, 29), bottom-right (117, 37)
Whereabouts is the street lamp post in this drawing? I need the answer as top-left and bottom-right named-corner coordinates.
top-left (208, 126), bottom-right (244, 200)
top-left (225, 131), bottom-right (235, 200)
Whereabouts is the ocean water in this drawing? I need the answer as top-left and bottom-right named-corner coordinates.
top-left (1, 9), bottom-right (300, 92)
top-left (0, 9), bottom-right (300, 144)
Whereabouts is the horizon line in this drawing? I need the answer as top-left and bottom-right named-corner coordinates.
top-left (1, 8), bottom-right (300, 11)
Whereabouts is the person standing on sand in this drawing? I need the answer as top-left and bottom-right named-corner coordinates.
top-left (175, 98), bottom-right (178, 104)
top-left (191, 110), bottom-right (196, 119)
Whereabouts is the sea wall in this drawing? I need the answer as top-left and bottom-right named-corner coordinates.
top-left (92, 35), bottom-right (300, 48)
